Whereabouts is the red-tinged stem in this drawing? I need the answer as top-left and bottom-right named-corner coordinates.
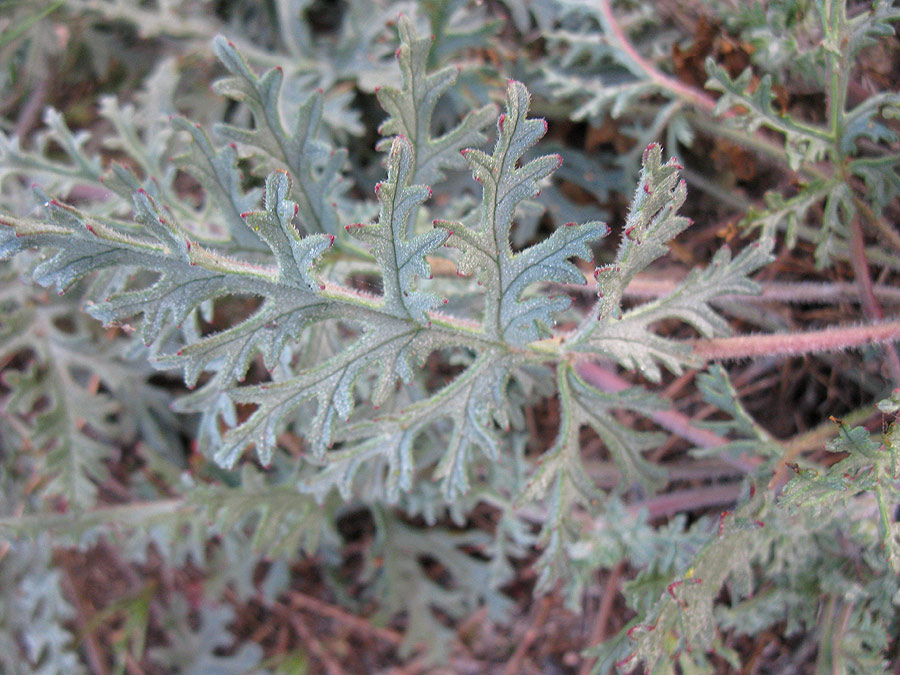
top-left (848, 215), bottom-right (900, 382)
top-left (622, 277), bottom-right (900, 306)
top-left (597, 0), bottom-right (717, 114)
top-left (692, 318), bottom-right (900, 364)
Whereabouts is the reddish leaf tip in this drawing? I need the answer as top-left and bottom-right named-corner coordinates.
top-left (615, 654), bottom-right (636, 669)
top-left (667, 580), bottom-right (683, 599)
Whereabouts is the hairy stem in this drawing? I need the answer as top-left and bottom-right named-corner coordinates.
top-left (692, 318), bottom-right (900, 363)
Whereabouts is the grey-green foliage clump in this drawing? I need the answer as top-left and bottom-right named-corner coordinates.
top-left (0, 533), bottom-right (80, 674)
top-left (706, 0), bottom-right (900, 267)
top-left (0, 19), bottom-right (761, 507)
top-left (543, 0), bottom-right (900, 270)
top-left (0, 1), bottom-right (898, 671)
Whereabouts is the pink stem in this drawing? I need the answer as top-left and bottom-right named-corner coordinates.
top-left (597, 0), bottom-right (717, 113)
top-left (692, 318), bottom-right (900, 362)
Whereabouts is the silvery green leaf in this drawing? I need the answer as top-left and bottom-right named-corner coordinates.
top-left (193, 464), bottom-right (334, 559)
top-left (0, 108), bottom-right (103, 199)
top-left (301, 425), bottom-right (419, 503)
top-left (238, 170), bottom-right (335, 291)
top-left (569, 147), bottom-right (771, 381)
top-left (302, 348), bottom-right (521, 503)
top-left (170, 117), bottom-right (264, 249)
top-left (430, 350), bottom-right (518, 500)
top-left (438, 80), bottom-right (607, 346)
top-left (375, 15), bottom-right (496, 186)
top-left (347, 136), bottom-right (447, 324)
top-left (155, 298), bottom-right (322, 389)
top-left (217, 323), bottom-right (437, 467)
top-left (705, 61), bottom-right (831, 171)
top-left (149, 600), bottom-right (267, 674)
top-left (212, 36), bottom-right (347, 236)
top-left (0, 536), bottom-right (80, 674)
top-left (523, 365), bottom-right (666, 593)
